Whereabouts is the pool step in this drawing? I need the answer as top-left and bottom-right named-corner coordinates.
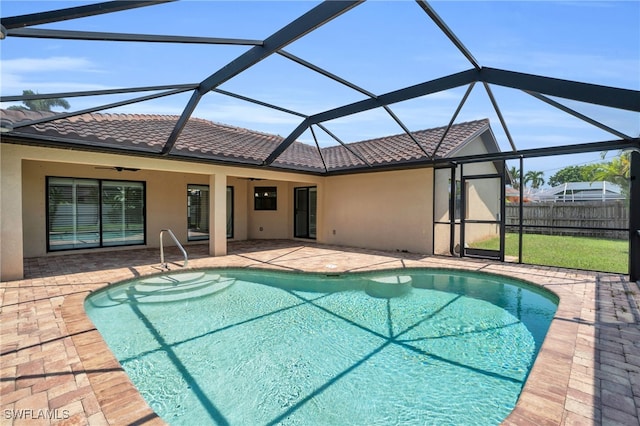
top-left (85, 273), bottom-right (236, 306)
top-left (135, 272), bottom-right (210, 289)
top-left (366, 275), bottom-right (412, 299)
top-left (128, 273), bottom-right (235, 303)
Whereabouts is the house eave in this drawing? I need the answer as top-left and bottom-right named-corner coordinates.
top-left (323, 158), bottom-right (439, 176)
top-left (442, 122), bottom-right (492, 158)
top-left (1, 133), bottom-right (328, 176)
top-left (1, 133), bottom-right (435, 176)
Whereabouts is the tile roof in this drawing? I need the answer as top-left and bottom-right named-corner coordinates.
top-left (1, 109), bottom-right (490, 173)
top-left (322, 120), bottom-right (489, 170)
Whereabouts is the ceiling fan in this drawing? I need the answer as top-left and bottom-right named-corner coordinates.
top-left (95, 166), bottom-right (140, 172)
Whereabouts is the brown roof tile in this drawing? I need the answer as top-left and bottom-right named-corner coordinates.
top-left (322, 119), bottom-right (489, 170)
top-left (1, 110), bottom-right (490, 173)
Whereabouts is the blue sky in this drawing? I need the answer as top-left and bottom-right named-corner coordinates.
top-left (1, 1), bottom-right (639, 185)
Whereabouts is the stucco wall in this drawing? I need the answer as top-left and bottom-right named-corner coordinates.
top-left (1, 143), bottom-right (324, 279)
top-left (19, 161), bottom-right (311, 257)
top-left (1, 145), bottom-right (24, 280)
top-left (15, 148), bottom-right (497, 261)
top-left (228, 177), bottom-right (248, 241)
top-left (246, 180), bottom-right (321, 240)
top-left (247, 180), bottom-right (291, 240)
top-left (322, 168), bottom-right (434, 254)
top-left (21, 160), bottom-right (218, 257)
top-left (4, 133), bottom-right (502, 280)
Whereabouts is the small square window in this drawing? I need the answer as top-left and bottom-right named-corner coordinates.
top-left (254, 186), bottom-right (277, 210)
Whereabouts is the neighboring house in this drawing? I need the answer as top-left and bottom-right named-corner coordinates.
top-left (505, 187), bottom-right (533, 204)
top-left (0, 109), bottom-right (504, 281)
top-left (535, 181), bottom-right (625, 203)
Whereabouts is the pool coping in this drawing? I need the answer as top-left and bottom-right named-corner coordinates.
top-left (2, 240), bottom-right (639, 425)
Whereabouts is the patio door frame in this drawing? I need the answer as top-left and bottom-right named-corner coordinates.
top-left (294, 186), bottom-right (317, 239)
top-left (459, 162), bottom-right (506, 261)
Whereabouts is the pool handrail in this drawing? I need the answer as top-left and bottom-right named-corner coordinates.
top-left (160, 229), bottom-right (188, 269)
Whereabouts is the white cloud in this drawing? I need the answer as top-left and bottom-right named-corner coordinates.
top-left (198, 103), bottom-right (303, 126)
top-left (1, 56), bottom-right (110, 99)
top-left (478, 50), bottom-right (640, 88)
top-left (1, 56), bottom-right (99, 74)
top-left (109, 103), bottom-right (187, 116)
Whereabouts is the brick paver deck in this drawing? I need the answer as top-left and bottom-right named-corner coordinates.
top-left (1, 241), bottom-right (638, 425)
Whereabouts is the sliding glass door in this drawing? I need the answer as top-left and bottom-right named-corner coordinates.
top-left (188, 185), bottom-right (234, 241)
top-left (47, 177), bottom-right (145, 251)
top-left (294, 187), bottom-right (317, 239)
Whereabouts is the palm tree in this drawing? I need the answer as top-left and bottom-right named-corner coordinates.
top-left (7, 89), bottom-right (70, 112)
top-left (507, 166), bottom-right (520, 189)
top-left (593, 152), bottom-right (630, 198)
top-left (524, 170), bottom-right (545, 190)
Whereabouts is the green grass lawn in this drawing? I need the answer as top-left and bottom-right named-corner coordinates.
top-left (470, 233), bottom-right (629, 274)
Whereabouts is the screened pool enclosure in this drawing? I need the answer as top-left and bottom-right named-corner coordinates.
top-left (1, 1), bottom-right (638, 280)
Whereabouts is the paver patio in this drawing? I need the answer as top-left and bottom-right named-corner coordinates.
top-left (1, 240), bottom-right (639, 425)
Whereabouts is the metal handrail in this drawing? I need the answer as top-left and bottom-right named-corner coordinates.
top-left (160, 229), bottom-right (188, 269)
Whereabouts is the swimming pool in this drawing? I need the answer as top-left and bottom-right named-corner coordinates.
top-left (85, 268), bottom-right (557, 425)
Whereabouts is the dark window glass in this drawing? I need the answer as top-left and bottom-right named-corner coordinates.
top-left (188, 185), bottom-right (210, 241)
top-left (188, 185), bottom-right (234, 240)
top-left (254, 186), bottom-right (277, 211)
top-left (294, 187), bottom-right (316, 239)
top-left (449, 179), bottom-right (463, 221)
top-left (226, 186), bottom-right (234, 238)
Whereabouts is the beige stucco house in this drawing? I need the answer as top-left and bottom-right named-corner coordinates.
top-left (0, 109), bottom-right (504, 281)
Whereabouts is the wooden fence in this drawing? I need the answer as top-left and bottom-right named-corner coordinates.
top-left (505, 201), bottom-right (629, 239)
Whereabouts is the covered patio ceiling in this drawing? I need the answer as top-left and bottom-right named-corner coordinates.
top-left (1, 0), bottom-right (638, 170)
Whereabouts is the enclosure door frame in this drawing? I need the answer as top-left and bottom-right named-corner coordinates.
top-left (459, 162), bottom-right (506, 261)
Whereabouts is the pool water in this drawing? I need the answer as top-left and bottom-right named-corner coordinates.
top-left (85, 268), bottom-right (557, 425)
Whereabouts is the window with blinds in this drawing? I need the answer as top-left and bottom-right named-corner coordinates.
top-left (47, 177), bottom-right (145, 251)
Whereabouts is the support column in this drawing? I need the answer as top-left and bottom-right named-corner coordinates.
top-left (1, 145), bottom-right (24, 281)
top-left (629, 150), bottom-right (639, 282)
top-left (209, 173), bottom-right (227, 256)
